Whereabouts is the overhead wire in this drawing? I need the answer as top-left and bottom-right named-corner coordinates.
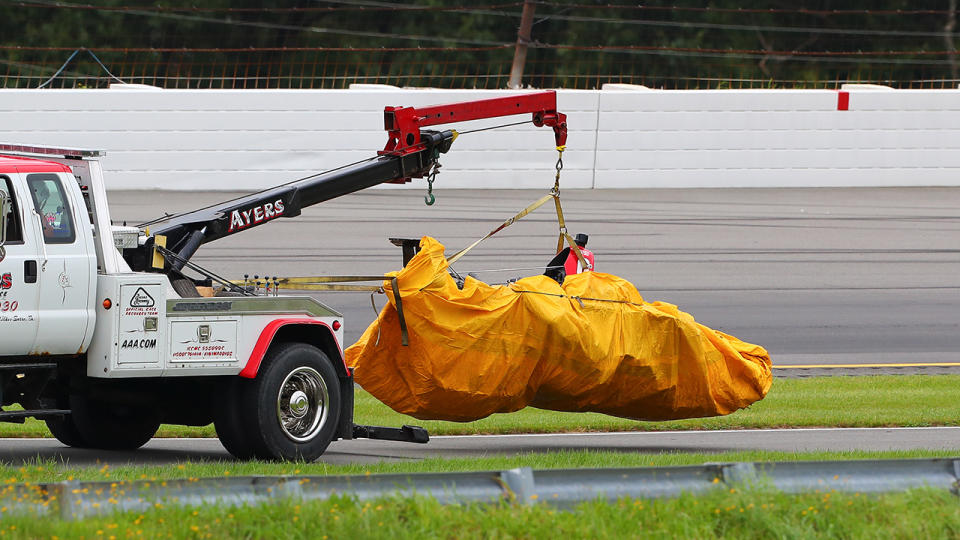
top-left (16, 0), bottom-right (513, 47)
top-left (19, 0), bottom-right (955, 43)
top-left (533, 2), bottom-right (960, 17)
top-left (526, 11), bottom-right (960, 39)
top-left (12, 1), bottom-right (523, 13)
top-left (37, 48), bottom-right (126, 88)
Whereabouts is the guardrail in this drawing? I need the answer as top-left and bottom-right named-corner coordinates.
top-left (3, 458), bottom-right (958, 520)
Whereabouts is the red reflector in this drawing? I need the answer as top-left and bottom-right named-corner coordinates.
top-left (332, 320), bottom-right (341, 331)
top-left (102, 298), bottom-right (112, 310)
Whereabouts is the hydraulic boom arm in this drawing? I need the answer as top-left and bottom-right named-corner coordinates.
top-left (130, 91), bottom-right (567, 273)
top-left (382, 91), bottom-right (567, 155)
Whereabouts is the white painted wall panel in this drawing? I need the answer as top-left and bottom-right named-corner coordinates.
top-left (0, 88), bottom-right (596, 191)
top-left (2, 87), bottom-right (960, 190)
top-left (599, 89), bottom-right (837, 111)
top-left (121, 169), bottom-right (596, 192)
top-left (593, 88), bottom-right (960, 188)
top-left (845, 90), bottom-right (960, 110)
top-left (596, 168), bottom-right (960, 189)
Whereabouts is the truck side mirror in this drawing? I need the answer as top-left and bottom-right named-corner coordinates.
top-left (0, 190), bottom-right (8, 248)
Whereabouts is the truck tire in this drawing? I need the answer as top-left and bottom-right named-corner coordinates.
top-left (45, 414), bottom-right (89, 448)
top-left (68, 394), bottom-right (161, 450)
top-left (213, 378), bottom-right (256, 460)
top-left (170, 277), bottom-right (201, 298)
top-left (240, 342), bottom-right (341, 461)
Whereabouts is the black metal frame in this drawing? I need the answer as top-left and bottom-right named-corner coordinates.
top-left (127, 136), bottom-right (452, 273)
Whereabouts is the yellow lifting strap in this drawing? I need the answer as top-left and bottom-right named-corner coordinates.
top-left (552, 194), bottom-right (589, 271)
top-left (228, 275), bottom-right (410, 346)
top-left (445, 192), bottom-right (555, 267)
top-left (446, 145), bottom-right (588, 271)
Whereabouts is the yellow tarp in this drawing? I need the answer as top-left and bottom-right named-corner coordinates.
top-left (345, 237), bottom-right (772, 422)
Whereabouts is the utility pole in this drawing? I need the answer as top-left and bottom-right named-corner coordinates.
top-left (946, 0), bottom-right (958, 82)
top-left (508, 0), bottom-right (536, 89)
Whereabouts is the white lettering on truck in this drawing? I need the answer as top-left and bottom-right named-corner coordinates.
top-left (228, 199), bottom-right (285, 232)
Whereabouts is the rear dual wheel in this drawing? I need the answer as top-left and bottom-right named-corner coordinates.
top-left (215, 343), bottom-right (341, 461)
top-left (45, 395), bottom-right (160, 450)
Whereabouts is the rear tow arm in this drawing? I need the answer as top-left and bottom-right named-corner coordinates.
top-left (352, 424), bottom-right (430, 444)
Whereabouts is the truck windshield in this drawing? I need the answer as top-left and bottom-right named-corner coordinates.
top-left (27, 174), bottom-right (75, 244)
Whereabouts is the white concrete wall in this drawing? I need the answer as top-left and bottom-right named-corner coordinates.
top-left (595, 87), bottom-right (960, 188)
top-left (2, 86), bottom-right (959, 190)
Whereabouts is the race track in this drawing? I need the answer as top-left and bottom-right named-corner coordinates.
top-left (108, 186), bottom-right (960, 375)
top-left (1, 428), bottom-right (958, 466)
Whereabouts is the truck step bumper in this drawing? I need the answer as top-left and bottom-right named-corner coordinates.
top-left (0, 362), bottom-right (57, 371)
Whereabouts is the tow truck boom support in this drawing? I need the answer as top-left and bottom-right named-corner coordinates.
top-left (383, 90), bottom-right (567, 154)
top-left (131, 90), bottom-right (566, 273)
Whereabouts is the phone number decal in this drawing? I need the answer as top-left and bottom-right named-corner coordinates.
top-left (0, 301), bottom-right (19, 312)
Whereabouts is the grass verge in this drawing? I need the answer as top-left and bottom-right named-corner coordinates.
top-left (351, 374), bottom-right (960, 435)
top-left (0, 375), bottom-right (956, 438)
top-left (0, 486), bottom-right (957, 539)
top-left (0, 450), bottom-right (957, 483)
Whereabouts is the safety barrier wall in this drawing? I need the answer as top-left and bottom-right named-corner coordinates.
top-left (595, 88), bottom-right (960, 188)
top-left (1, 86), bottom-right (960, 190)
top-left (2, 459), bottom-right (959, 520)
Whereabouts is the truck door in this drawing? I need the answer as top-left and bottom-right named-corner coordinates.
top-left (24, 173), bottom-right (94, 355)
top-left (0, 174), bottom-right (40, 354)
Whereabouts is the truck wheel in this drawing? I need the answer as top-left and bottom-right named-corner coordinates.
top-left (45, 414), bottom-right (89, 448)
top-left (68, 395), bottom-right (161, 450)
top-left (241, 343), bottom-right (341, 461)
top-left (213, 378), bottom-right (256, 460)
top-left (170, 277), bottom-right (201, 298)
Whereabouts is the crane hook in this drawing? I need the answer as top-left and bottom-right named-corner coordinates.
top-left (424, 161), bottom-right (439, 206)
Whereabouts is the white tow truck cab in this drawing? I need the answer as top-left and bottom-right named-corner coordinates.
top-left (0, 91), bottom-right (568, 460)
top-left (0, 145), bottom-right (372, 460)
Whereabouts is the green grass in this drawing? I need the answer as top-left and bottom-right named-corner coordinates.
top-left (0, 450), bottom-right (957, 484)
top-left (1, 451), bottom-right (959, 536)
top-left (0, 375), bottom-right (957, 438)
top-left (0, 486), bottom-right (957, 539)
top-left (351, 374), bottom-right (960, 435)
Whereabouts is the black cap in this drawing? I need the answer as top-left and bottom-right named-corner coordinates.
top-left (574, 233), bottom-right (588, 247)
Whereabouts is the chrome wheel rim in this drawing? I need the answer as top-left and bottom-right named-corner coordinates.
top-left (276, 366), bottom-right (328, 443)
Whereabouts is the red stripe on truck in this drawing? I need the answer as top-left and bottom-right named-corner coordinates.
top-left (240, 319), bottom-right (346, 378)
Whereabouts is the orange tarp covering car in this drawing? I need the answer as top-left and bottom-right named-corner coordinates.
top-left (345, 237), bottom-right (772, 422)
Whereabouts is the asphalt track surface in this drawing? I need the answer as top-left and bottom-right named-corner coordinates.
top-left (8, 187), bottom-right (956, 465)
top-left (109, 186), bottom-right (960, 377)
top-left (1, 428), bottom-right (958, 466)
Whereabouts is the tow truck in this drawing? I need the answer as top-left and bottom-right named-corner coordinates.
top-left (0, 91), bottom-right (567, 460)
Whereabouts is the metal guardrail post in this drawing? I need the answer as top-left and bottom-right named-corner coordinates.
top-left (718, 462), bottom-right (759, 485)
top-left (500, 467), bottom-right (536, 504)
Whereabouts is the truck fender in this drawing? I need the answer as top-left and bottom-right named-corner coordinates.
top-left (239, 319), bottom-right (347, 379)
